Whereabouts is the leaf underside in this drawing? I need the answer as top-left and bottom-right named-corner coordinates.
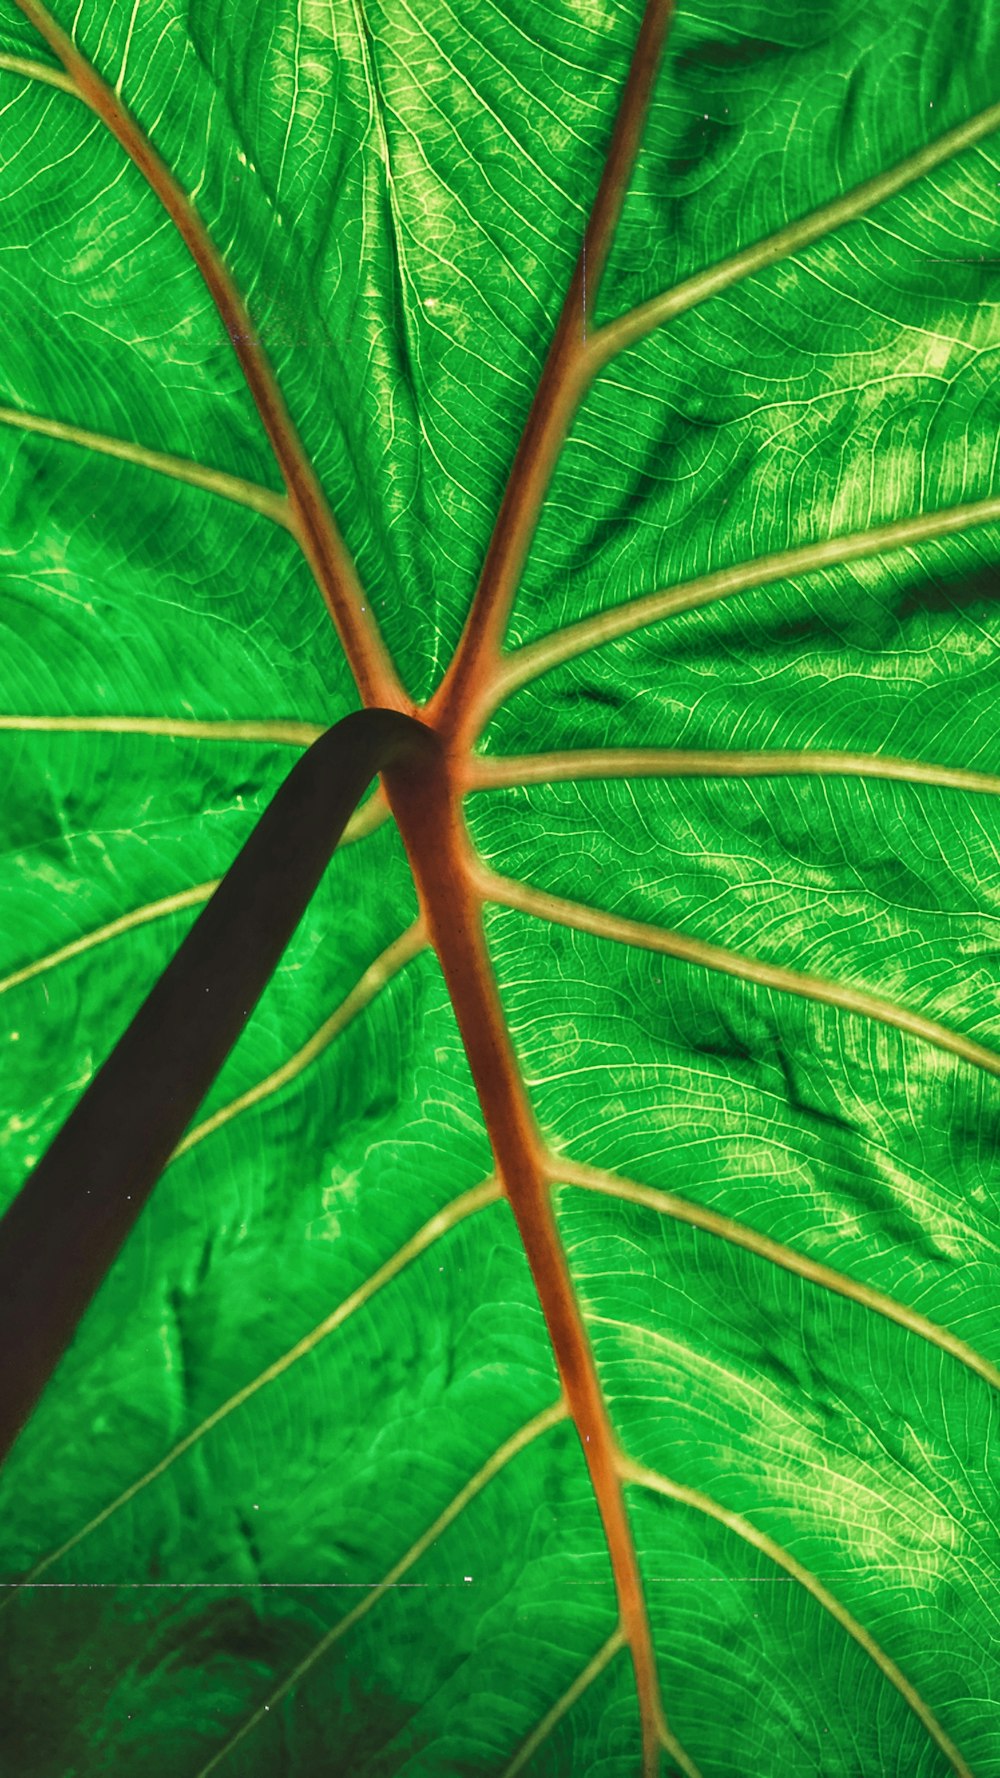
top-left (0, 2), bottom-right (998, 1776)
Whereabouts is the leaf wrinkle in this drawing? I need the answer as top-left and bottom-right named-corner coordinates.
top-left (491, 494), bottom-right (1000, 708)
top-left (193, 1400), bottom-right (568, 1778)
top-left (622, 1455), bottom-right (976, 1778)
top-left (554, 1158), bottom-right (1000, 1392)
top-left (591, 95), bottom-right (1000, 365)
top-left (5, 1177), bottom-right (502, 1596)
top-left (485, 870), bottom-right (1000, 1080)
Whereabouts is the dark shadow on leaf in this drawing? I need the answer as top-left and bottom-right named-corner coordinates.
top-left (895, 560), bottom-right (1000, 621)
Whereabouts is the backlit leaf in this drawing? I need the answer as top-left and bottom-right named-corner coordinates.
top-left (0, 1), bottom-right (998, 1774)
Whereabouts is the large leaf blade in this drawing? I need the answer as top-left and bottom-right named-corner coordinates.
top-left (1, 0), bottom-right (998, 1772)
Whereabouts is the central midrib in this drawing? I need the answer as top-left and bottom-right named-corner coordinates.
top-left (383, 744), bottom-right (665, 1778)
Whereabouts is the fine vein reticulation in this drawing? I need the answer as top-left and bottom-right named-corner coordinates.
top-left (172, 921), bottom-right (426, 1159)
top-left (193, 1403), bottom-right (573, 1778)
top-left (6, 1177), bottom-right (501, 1596)
top-left (0, 402), bottom-right (292, 524)
top-left (482, 869), bottom-right (1000, 1079)
top-left (11, 0), bottom-right (406, 713)
top-left (500, 1629), bottom-right (627, 1778)
top-left (490, 494), bottom-right (1000, 708)
top-left (620, 1458), bottom-right (975, 1778)
top-left (5, 0), bottom-right (999, 1772)
top-left (556, 1159), bottom-right (1000, 1392)
top-left (0, 783), bottom-right (386, 1001)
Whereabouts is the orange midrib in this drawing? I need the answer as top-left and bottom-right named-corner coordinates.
top-left (12, 3), bottom-right (672, 1763)
top-left (427, 0), bottom-right (676, 748)
top-left (383, 747), bottom-right (662, 1776)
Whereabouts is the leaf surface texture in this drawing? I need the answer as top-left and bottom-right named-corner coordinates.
top-left (0, 1), bottom-right (998, 1774)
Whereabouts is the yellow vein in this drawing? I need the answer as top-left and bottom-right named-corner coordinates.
top-left (0, 796), bottom-right (389, 1000)
top-left (6, 1177), bottom-right (501, 1595)
top-left (0, 717), bottom-right (388, 838)
top-left (13, 0), bottom-right (404, 710)
top-left (467, 748), bottom-right (1000, 798)
top-left (328, 784), bottom-right (390, 843)
top-left (501, 1620), bottom-right (702, 1778)
top-left (500, 1629), bottom-right (625, 1777)
top-left (194, 1400), bottom-right (568, 1778)
top-left (173, 922), bottom-right (426, 1158)
top-left (492, 494), bottom-right (1000, 704)
top-left (0, 406), bottom-right (291, 526)
top-left (591, 98), bottom-right (1000, 365)
top-left (0, 882), bottom-right (215, 999)
top-left (0, 49), bottom-right (75, 91)
top-left (660, 1716), bottom-right (705, 1778)
top-left (621, 1456), bottom-right (974, 1778)
top-left (0, 714), bottom-right (322, 745)
top-left (557, 1158), bottom-right (1000, 1393)
top-left (482, 871), bottom-right (1000, 1080)
top-left (428, 0), bottom-right (676, 752)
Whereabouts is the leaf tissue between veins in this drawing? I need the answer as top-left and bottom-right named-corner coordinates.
top-left (0, 2), bottom-right (998, 1776)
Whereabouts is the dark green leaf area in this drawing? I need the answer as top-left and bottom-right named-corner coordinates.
top-left (0, 740), bottom-right (411, 1206)
top-left (0, 954), bottom-right (505, 1573)
top-left (561, 1190), bottom-right (998, 1775)
top-left (599, 0), bottom-right (1000, 325)
top-left (1, 1412), bottom-right (625, 1778)
top-left (252, 1426), bottom-right (615, 1778)
top-left (482, 904), bottom-right (1000, 1365)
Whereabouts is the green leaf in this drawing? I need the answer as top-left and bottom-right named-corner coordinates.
top-left (0, 1), bottom-right (998, 1775)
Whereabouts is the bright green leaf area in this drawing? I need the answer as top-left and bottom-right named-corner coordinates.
top-left (0, 0), bottom-right (998, 1773)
